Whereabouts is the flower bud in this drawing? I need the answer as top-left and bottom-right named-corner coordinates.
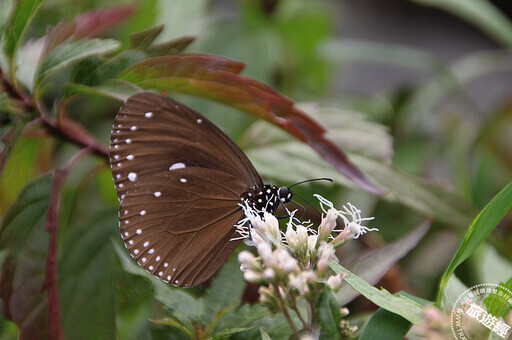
top-left (318, 208), bottom-right (337, 242)
top-left (243, 270), bottom-right (263, 284)
top-left (238, 251), bottom-right (261, 272)
top-left (327, 274), bottom-right (343, 292)
top-left (285, 225), bottom-right (298, 251)
top-left (275, 248), bottom-right (299, 274)
top-left (307, 235), bottom-right (318, 255)
top-left (262, 212), bottom-right (282, 245)
top-left (339, 307), bottom-right (350, 318)
top-left (317, 244), bottom-right (335, 277)
top-left (262, 268), bottom-right (276, 281)
top-left (296, 225), bottom-right (309, 246)
top-left (257, 242), bottom-right (276, 267)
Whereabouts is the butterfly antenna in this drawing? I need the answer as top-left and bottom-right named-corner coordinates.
top-left (292, 192), bottom-right (322, 218)
top-left (290, 199), bottom-right (307, 220)
top-left (289, 177), bottom-right (333, 189)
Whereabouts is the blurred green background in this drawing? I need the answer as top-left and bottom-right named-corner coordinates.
top-left (1, 0), bottom-right (511, 338)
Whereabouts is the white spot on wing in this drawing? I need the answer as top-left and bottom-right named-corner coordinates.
top-left (140, 210), bottom-right (146, 216)
top-left (169, 162), bottom-right (186, 171)
top-left (116, 174), bottom-right (121, 179)
top-left (149, 265), bottom-right (154, 270)
top-left (128, 172), bottom-right (137, 181)
top-left (126, 139), bottom-right (132, 144)
top-left (128, 240), bottom-right (133, 245)
top-left (148, 248), bottom-right (154, 254)
top-left (197, 119), bottom-right (202, 123)
top-left (133, 249), bottom-right (139, 255)
top-left (124, 232), bottom-right (128, 237)
top-left (155, 256), bottom-right (160, 261)
top-left (114, 145), bottom-right (119, 149)
top-left (164, 263), bottom-right (169, 267)
top-left (113, 155), bottom-right (119, 160)
top-left (158, 271), bottom-right (163, 276)
top-left (141, 257), bottom-right (146, 263)
top-left (180, 178), bottom-right (187, 183)
top-left (143, 241), bottom-right (149, 247)
top-left (136, 229), bottom-right (142, 235)
top-left (127, 155), bottom-right (134, 160)
top-left (154, 191), bottom-right (161, 197)
top-left (130, 126), bottom-right (137, 131)
top-left (145, 112), bottom-right (153, 118)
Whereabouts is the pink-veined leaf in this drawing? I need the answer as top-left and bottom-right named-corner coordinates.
top-left (43, 5), bottom-right (133, 55)
top-left (118, 55), bottom-right (384, 194)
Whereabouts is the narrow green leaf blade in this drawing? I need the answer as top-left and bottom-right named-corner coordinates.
top-left (0, 173), bottom-right (52, 339)
top-left (260, 328), bottom-right (272, 340)
top-left (36, 38), bottom-right (121, 85)
top-left (330, 262), bottom-right (424, 324)
top-left (360, 308), bottom-right (411, 340)
top-left (437, 181), bottom-right (512, 304)
top-left (3, 0), bottom-right (44, 61)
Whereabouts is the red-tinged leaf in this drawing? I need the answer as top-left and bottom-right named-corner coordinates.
top-left (0, 174), bottom-right (52, 339)
top-left (129, 25), bottom-right (165, 50)
top-left (73, 5), bottom-right (134, 39)
top-left (147, 36), bottom-right (196, 56)
top-left (118, 55), bottom-right (384, 194)
top-left (44, 5), bottom-right (134, 55)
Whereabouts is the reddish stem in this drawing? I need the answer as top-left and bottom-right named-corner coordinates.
top-left (42, 148), bottom-right (91, 340)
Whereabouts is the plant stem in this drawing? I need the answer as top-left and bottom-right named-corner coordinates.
top-left (275, 284), bottom-right (301, 338)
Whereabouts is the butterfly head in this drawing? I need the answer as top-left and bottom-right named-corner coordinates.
top-left (277, 186), bottom-right (293, 204)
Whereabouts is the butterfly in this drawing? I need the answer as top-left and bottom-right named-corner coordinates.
top-left (109, 92), bottom-right (294, 287)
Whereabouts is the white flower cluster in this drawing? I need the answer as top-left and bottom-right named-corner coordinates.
top-left (236, 194), bottom-right (378, 300)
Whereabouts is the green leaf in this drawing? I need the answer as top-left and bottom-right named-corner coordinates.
top-left (338, 221), bottom-right (430, 305)
top-left (36, 38), bottom-right (121, 86)
top-left (0, 173), bottom-right (52, 339)
top-left (72, 50), bottom-right (147, 87)
top-left (114, 243), bottom-right (204, 330)
top-left (360, 308), bottom-right (411, 340)
top-left (129, 25), bottom-right (165, 50)
top-left (260, 328), bottom-right (271, 340)
top-left (63, 80), bottom-right (142, 101)
top-left (330, 262), bottom-right (424, 324)
top-left (436, 180), bottom-right (512, 304)
top-left (485, 278), bottom-right (512, 318)
top-left (58, 209), bottom-right (119, 339)
top-left (3, 0), bottom-right (44, 73)
top-left (203, 256), bottom-right (245, 324)
top-left (317, 286), bottom-right (341, 338)
top-left (211, 325), bottom-right (260, 340)
top-left (410, 0), bottom-right (512, 46)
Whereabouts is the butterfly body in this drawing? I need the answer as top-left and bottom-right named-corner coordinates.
top-left (110, 92), bottom-right (291, 287)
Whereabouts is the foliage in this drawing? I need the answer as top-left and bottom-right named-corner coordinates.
top-left (0, 0), bottom-right (511, 339)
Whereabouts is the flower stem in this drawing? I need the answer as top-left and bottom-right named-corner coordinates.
top-left (275, 284), bottom-right (301, 338)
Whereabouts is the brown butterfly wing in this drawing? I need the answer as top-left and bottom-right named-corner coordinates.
top-left (109, 92), bottom-right (263, 287)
